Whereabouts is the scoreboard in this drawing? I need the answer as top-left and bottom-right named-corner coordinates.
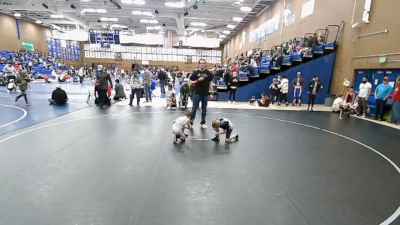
top-left (89, 30), bottom-right (120, 48)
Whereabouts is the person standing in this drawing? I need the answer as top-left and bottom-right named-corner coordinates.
top-left (389, 81), bottom-right (400, 124)
top-left (374, 76), bottom-right (393, 120)
top-left (228, 72), bottom-right (239, 103)
top-left (96, 65), bottom-right (113, 108)
top-left (78, 67), bottom-right (85, 84)
top-left (279, 75), bottom-right (289, 106)
top-left (15, 70), bottom-right (31, 105)
top-left (158, 68), bottom-right (167, 97)
top-left (190, 59), bottom-right (214, 128)
top-left (292, 72), bottom-right (304, 106)
top-left (307, 75), bottom-right (323, 111)
top-left (357, 76), bottom-right (372, 117)
top-left (142, 65), bottom-right (152, 102)
top-left (129, 71), bottom-right (143, 106)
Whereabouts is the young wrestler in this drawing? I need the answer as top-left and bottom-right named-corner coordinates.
top-left (211, 118), bottom-right (239, 143)
top-left (172, 111), bottom-right (192, 144)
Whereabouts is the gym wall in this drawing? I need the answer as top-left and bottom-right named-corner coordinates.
top-left (0, 13), bottom-right (52, 55)
top-left (82, 57), bottom-right (211, 72)
top-left (223, 0), bottom-right (400, 95)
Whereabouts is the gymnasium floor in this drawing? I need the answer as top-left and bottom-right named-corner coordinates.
top-left (0, 94), bottom-right (399, 225)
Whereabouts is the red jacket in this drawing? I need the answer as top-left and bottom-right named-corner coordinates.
top-left (393, 83), bottom-right (400, 102)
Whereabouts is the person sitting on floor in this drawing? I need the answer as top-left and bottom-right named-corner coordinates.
top-left (257, 92), bottom-right (270, 107)
top-left (113, 79), bottom-right (126, 101)
top-left (49, 85), bottom-right (68, 105)
top-left (167, 92), bottom-right (177, 109)
top-left (249, 96), bottom-right (257, 106)
top-left (7, 79), bottom-right (17, 93)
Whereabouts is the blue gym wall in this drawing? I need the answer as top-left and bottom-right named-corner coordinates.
top-left (218, 52), bottom-right (337, 104)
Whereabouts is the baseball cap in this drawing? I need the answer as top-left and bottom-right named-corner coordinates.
top-left (383, 76), bottom-right (389, 81)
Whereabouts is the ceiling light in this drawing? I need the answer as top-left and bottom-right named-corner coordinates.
top-left (50, 14), bottom-right (64, 19)
top-left (219, 34), bottom-right (226, 39)
top-left (13, 13), bottom-right (21, 17)
top-left (158, 30), bottom-right (165, 35)
top-left (227, 24), bottom-right (235, 29)
top-left (146, 26), bottom-right (162, 30)
top-left (222, 30), bottom-right (231, 34)
top-left (96, 9), bottom-right (107, 13)
top-left (232, 17), bottom-right (243, 22)
top-left (36, 20), bottom-right (42, 24)
top-left (165, 2), bottom-right (185, 8)
top-left (232, 1), bottom-right (241, 6)
top-left (84, 9), bottom-right (96, 13)
top-left (142, 11), bottom-right (153, 17)
top-left (190, 22), bottom-right (207, 27)
top-left (240, 6), bottom-right (252, 12)
top-left (122, 0), bottom-right (145, 4)
top-left (110, 24), bottom-right (127, 29)
top-left (132, 10), bottom-right (142, 15)
top-left (149, 19), bottom-right (158, 24)
top-left (140, 19), bottom-right (149, 23)
top-left (100, 17), bottom-right (118, 22)
top-left (134, 0), bottom-right (146, 5)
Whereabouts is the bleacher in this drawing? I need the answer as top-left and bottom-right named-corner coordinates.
top-left (228, 21), bottom-right (344, 87)
top-left (0, 51), bottom-right (55, 79)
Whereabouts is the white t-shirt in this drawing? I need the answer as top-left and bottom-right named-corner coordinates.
top-left (358, 82), bottom-right (372, 98)
top-left (332, 97), bottom-right (344, 112)
top-left (173, 116), bottom-right (189, 133)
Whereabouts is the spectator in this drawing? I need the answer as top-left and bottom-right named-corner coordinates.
top-left (167, 92), bottom-right (177, 109)
top-left (292, 72), bottom-right (304, 106)
top-left (142, 65), bottom-right (152, 103)
top-left (48, 85), bottom-right (68, 105)
top-left (332, 94), bottom-right (344, 113)
top-left (166, 84), bottom-right (175, 108)
top-left (374, 77), bottom-right (393, 120)
top-left (179, 80), bottom-right (190, 109)
top-left (189, 59), bottom-right (214, 129)
top-left (128, 71), bottom-right (142, 106)
top-left (96, 65), bottom-right (113, 108)
top-left (257, 92), bottom-right (270, 107)
top-left (3, 62), bottom-right (17, 83)
top-left (158, 68), bottom-right (168, 97)
top-left (78, 67), bottom-right (85, 84)
top-left (269, 78), bottom-right (280, 104)
top-left (389, 82), bottom-right (400, 124)
top-left (15, 70), bottom-right (31, 105)
top-left (307, 75), bottom-right (323, 111)
top-left (7, 79), bottom-right (17, 93)
top-left (228, 72), bottom-right (239, 103)
top-left (357, 76), bottom-right (372, 117)
top-left (113, 79), bottom-right (126, 101)
top-left (278, 75), bottom-right (289, 106)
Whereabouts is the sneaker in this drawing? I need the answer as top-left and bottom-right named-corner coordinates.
top-left (235, 134), bottom-right (239, 141)
top-left (200, 124), bottom-right (207, 129)
top-left (233, 101), bottom-right (236, 103)
top-left (26, 102), bottom-right (31, 106)
top-left (307, 107), bottom-right (310, 111)
top-left (167, 107), bottom-right (171, 110)
top-left (311, 108), bottom-right (314, 111)
top-left (229, 101), bottom-right (232, 103)
top-left (362, 114), bottom-right (366, 118)
top-left (211, 137), bottom-right (220, 142)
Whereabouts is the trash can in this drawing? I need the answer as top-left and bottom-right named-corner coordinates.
top-left (324, 95), bottom-right (335, 106)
